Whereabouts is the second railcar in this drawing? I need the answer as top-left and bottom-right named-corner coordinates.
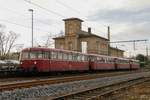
top-left (89, 54), bottom-right (116, 70)
top-left (130, 59), bottom-right (140, 70)
top-left (115, 58), bottom-right (130, 70)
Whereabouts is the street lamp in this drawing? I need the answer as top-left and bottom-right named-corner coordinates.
top-left (28, 9), bottom-right (34, 47)
top-left (107, 26), bottom-right (110, 56)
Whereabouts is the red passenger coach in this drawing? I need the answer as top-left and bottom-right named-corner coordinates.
top-left (20, 48), bottom-right (50, 72)
top-left (130, 60), bottom-right (140, 70)
top-left (20, 47), bottom-right (140, 73)
top-left (89, 54), bottom-right (116, 70)
top-left (20, 47), bottom-right (89, 72)
top-left (116, 58), bottom-right (130, 70)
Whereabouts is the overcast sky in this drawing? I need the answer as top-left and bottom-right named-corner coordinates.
top-left (0, 0), bottom-right (149, 57)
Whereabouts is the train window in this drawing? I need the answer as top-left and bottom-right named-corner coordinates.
top-left (91, 56), bottom-right (96, 61)
top-left (73, 54), bottom-right (78, 61)
top-left (99, 57), bottom-right (103, 62)
top-left (107, 58), bottom-right (110, 63)
top-left (68, 54), bottom-right (72, 60)
top-left (58, 52), bottom-right (63, 60)
top-left (119, 60), bottom-right (122, 63)
top-left (77, 55), bottom-right (81, 61)
top-left (104, 58), bottom-right (107, 63)
top-left (81, 55), bottom-right (85, 61)
top-left (87, 56), bottom-right (89, 61)
top-left (43, 52), bottom-right (49, 59)
top-left (98, 57), bottom-right (101, 62)
top-left (84, 55), bottom-right (88, 61)
top-left (110, 58), bottom-right (114, 63)
top-left (37, 51), bottom-right (43, 59)
top-left (121, 60), bottom-right (123, 63)
top-left (122, 60), bottom-right (125, 63)
top-left (30, 51), bottom-right (37, 59)
top-left (63, 53), bottom-right (68, 60)
top-left (105, 58), bottom-right (109, 63)
top-left (22, 52), bottom-right (29, 59)
top-left (51, 51), bottom-right (57, 59)
top-left (96, 57), bottom-right (99, 61)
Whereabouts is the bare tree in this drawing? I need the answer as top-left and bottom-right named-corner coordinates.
top-left (0, 26), bottom-right (19, 59)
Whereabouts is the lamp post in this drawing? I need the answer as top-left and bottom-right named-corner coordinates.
top-left (107, 26), bottom-right (110, 56)
top-left (28, 9), bottom-right (34, 47)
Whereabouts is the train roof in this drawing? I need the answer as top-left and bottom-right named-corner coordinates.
top-left (88, 53), bottom-right (112, 58)
top-left (130, 59), bottom-right (139, 62)
top-left (21, 47), bottom-right (132, 61)
top-left (21, 47), bottom-right (89, 55)
top-left (89, 53), bottom-right (126, 59)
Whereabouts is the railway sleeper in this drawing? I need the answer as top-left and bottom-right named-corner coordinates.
top-left (61, 77), bottom-right (150, 100)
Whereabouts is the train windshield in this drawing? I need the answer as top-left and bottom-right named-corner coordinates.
top-left (21, 52), bottom-right (29, 59)
top-left (21, 51), bottom-right (47, 60)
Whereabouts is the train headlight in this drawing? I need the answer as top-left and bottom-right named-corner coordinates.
top-left (34, 61), bottom-right (37, 64)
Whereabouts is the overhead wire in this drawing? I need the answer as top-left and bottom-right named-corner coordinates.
top-left (54, 0), bottom-right (108, 34)
top-left (0, 18), bottom-right (51, 34)
top-left (0, 5), bottom-right (64, 36)
top-left (23, 0), bottom-right (66, 18)
top-left (55, 0), bottom-right (81, 14)
top-left (23, 0), bottom-right (107, 33)
top-left (3, 0), bottom-right (109, 39)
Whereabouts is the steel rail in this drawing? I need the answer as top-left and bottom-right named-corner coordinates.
top-left (53, 77), bottom-right (150, 100)
top-left (0, 71), bottom-right (142, 91)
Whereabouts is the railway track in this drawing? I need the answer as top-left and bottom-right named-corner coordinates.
top-left (56, 77), bottom-right (150, 100)
top-left (0, 71), bottom-right (128, 82)
top-left (0, 70), bottom-right (145, 91)
top-left (41, 72), bottom-right (150, 100)
top-left (0, 71), bottom-right (150, 99)
top-left (0, 68), bottom-right (148, 83)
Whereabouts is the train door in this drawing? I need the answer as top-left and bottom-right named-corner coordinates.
top-left (50, 51), bottom-right (58, 71)
top-left (114, 58), bottom-right (118, 70)
top-left (129, 60), bottom-right (132, 70)
top-left (43, 51), bottom-right (50, 72)
top-left (68, 53), bottom-right (73, 71)
top-left (63, 52), bottom-right (69, 71)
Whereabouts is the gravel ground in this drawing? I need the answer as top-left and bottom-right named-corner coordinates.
top-left (0, 72), bottom-right (150, 100)
top-left (116, 81), bottom-right (150, 100)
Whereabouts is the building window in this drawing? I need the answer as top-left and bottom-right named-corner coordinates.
top-left (68, 25), bottom-right (74, 34)
top-left (60, 43), bottom-right (64, 49)
top-left (81, 41), bottom-right (87, 53)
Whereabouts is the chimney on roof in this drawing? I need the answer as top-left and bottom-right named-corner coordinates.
top-left (88, 27), bottom-right (91, 34)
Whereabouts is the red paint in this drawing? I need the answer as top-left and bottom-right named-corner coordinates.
top-left (20, 47), bottom-right (140, 72)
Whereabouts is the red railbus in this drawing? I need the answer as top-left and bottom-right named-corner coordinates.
top-left (115, 58), bottom-right (130, 70)
top-left (20, 47), bottom-right (140, 72)
top-left (20, 47), bottom-right (89, 72)
top-left (89, 54), bottom-right (116, 70)
top-left (130, 59), bottom-right (140, 70)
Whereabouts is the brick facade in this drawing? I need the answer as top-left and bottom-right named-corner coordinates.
top-left (54, 18), bottom-right (124, 57)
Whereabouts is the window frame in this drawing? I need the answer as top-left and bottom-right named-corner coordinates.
top-left (51, 51), bottom-right (58, 59)
top-left (57, 52), bottom-right (63, 60)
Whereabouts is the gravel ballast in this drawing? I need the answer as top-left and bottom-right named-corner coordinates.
top-left (0, 72), bottom-right (150, 100)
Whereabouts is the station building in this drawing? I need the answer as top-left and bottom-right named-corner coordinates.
top-left (53, 18), bottom-right (124, 57)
